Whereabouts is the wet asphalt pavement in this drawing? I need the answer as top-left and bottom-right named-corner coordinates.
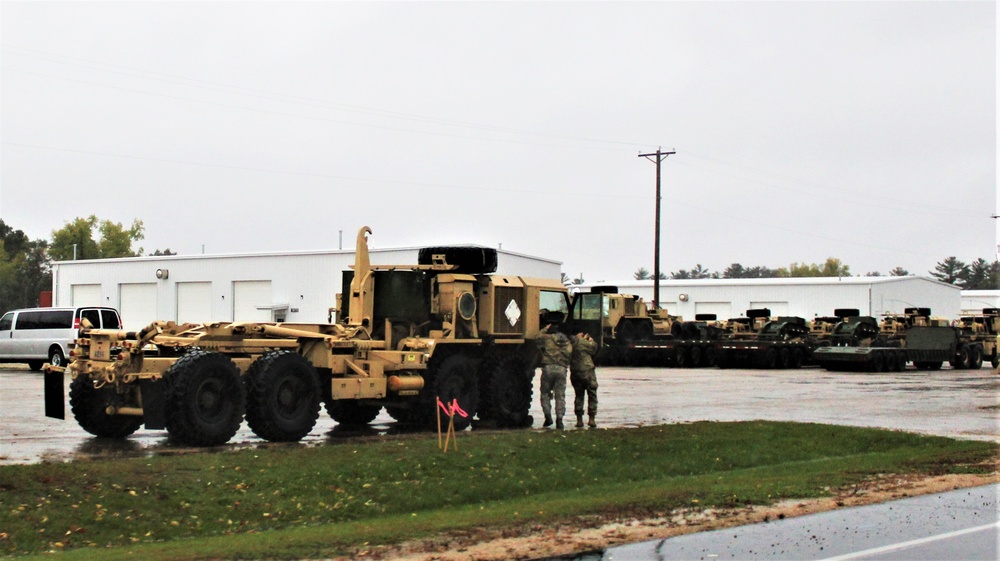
top-left (1, 364), bottom-right (998, 465)
top-left (604, 483), bottom-right (999, 561)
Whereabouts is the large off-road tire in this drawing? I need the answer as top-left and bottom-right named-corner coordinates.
top-left (884, 351), bottom-right (898, 373)
top-left (992, 352), bottom-right (999, 370)
top-left (69, 376), bottom-right (143, 438)
top-left (967, 345), bottom-right (983, 370)
top-left (791, 348), bottom-right (805, 369)
top-left (245, 351), bottom-right (321, 441)
top-left (418, 247), bottom-right (497, 274)
top-left (432, 354), bottom-right (479, 431)
top-left (164, 350), bottom-right (245, 447)
top-left (689, 345), bottom-right (703, 368)
top-left (674, 347), bottom-right (688, 368)
top-left (702, 345), bottom-right (716, 367)
top-left (895, 350), bottom-right (908, 371)
top-left (478, 351), bottom-right (534, 428)
top-left (870, 352), bottom-right (886, 373)
top-left (326, 400), bottom-right (382, 426)
top-left (778, 348), bottom-right (791, 369)
top-left (950, 346), bottom-right (969, 370)
top-left (715, 349), bottom-right (732, 369)
top-left (764, 348), bottom-right (779, 369)
top-left (617, 321), bottom-right (637, 347)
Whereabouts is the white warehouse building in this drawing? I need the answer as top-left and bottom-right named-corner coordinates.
top-left (575, 276), bottom-right (962, 321)
top-left (961, 290), bottom-right (1000, 314)
top-left (51, 246), bottom-right (562, 331)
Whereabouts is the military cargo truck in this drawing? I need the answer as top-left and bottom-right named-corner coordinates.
top-left (957, 308), bottom-right (999, 369)
top-left (566, 287), bottom-right (724, 367)
top-left (44, 227), bottom-right (571, 446)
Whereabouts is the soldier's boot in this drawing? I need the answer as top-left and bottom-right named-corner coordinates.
top-left (556, 418), bottom-right (564, 430)
top-left (575, 415), bottom-right (584, 428)
top-left (588, 415), bottom-right (597, 428)
top-left (543, 415), bottom-right (553, 428)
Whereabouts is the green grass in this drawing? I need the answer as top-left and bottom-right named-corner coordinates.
top-left (1, 421), bottom-right (995, 559)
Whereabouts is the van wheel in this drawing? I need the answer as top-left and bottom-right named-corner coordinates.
top-left (49, 348), bottom-right (65, 368)
top-left (69, 377), bottom-right (143, 438)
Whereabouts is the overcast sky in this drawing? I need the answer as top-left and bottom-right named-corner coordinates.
top-left (1, 2), bottom-right (996, 283)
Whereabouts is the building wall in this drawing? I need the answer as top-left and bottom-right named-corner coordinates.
top-left (961, 290), bottom-right (1000, 314)
top-left (52, 247), bottom-right (562, 331)
top-left (574, 277), bottom-right (961, 321)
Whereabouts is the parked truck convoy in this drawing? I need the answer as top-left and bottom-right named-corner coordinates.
top-left (812, 307), bottom-right (988, 372)
top-left (714, 312), bottom-right (813, 369)
top-left (44, 227), bottom-right (571, 446)
top-left (565, 286), bottom-right (724, 367)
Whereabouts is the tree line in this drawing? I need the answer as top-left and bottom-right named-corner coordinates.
top-left (0, 217), bottom-right (169, 313)
top-left (633, 256), bottom-right (999, 290)
top-left (2, 217), bottom-right (997, 315)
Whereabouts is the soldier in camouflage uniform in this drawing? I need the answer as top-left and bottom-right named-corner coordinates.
top-left (537, 324), bottom-right (572, 429)
top-left (571, 333), bottom-right (599, 428)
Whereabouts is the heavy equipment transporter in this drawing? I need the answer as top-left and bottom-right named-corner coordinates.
top-left (566, 287), bottom-right (724, 367)
top-left (44, 227), bottom-right (571, 446)
top-left (714, 309), bottom-right (813, 369)
top-left (813, 308), bottom-right (987, 372)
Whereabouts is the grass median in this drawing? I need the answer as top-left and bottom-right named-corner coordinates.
top-left (2, 421), bottom-right (996, 559)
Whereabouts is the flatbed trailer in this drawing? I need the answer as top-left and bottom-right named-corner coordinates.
top-left (714, 315), bottom-right (813, 369)
top-left (814, 325), bottom-right (986, 372)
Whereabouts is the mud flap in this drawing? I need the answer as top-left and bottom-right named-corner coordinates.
top-left (44, 371), bottom-right (65, 420)
top-left (140, 380), bottom-right (166, 430)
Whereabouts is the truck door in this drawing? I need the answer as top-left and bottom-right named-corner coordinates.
top-left (569, 292), bottom-right (605, 345)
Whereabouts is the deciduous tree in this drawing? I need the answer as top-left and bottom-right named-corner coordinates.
top-left (50, 216), bottom-right (144, 261)
top-left (0, 220), bottom-right (51, 311)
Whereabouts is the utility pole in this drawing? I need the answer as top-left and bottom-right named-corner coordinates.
top-left (638, 147), bottom-right (675, 310)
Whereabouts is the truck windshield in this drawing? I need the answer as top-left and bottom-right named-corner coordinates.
top-left (540, 290), bottom-right (569, 317)
top-left (572, 293), bottom-right (603, 321)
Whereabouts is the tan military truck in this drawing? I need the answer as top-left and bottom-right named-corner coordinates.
top-left (567, 287), bottom-right (726, 367)
top-left (957, 308), bottom-right (998, 369)
top-left (44, 227), bottom-right (571, 446)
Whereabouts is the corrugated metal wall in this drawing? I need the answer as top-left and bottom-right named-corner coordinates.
top-left (575, 277), bottom-right (962, 321)
top-left (961, 290), bottom-right (1000, 314)
top-left (51, 247), bottom-right (562, 327)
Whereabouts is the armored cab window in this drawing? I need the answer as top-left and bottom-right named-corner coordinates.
top-left (573, 293), bottom-right (603, 321)
top-left (540, 290), bottom-right (569, 322)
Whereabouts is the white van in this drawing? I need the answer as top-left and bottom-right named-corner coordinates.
top-left (0, 307), bottom-right (122, 370)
